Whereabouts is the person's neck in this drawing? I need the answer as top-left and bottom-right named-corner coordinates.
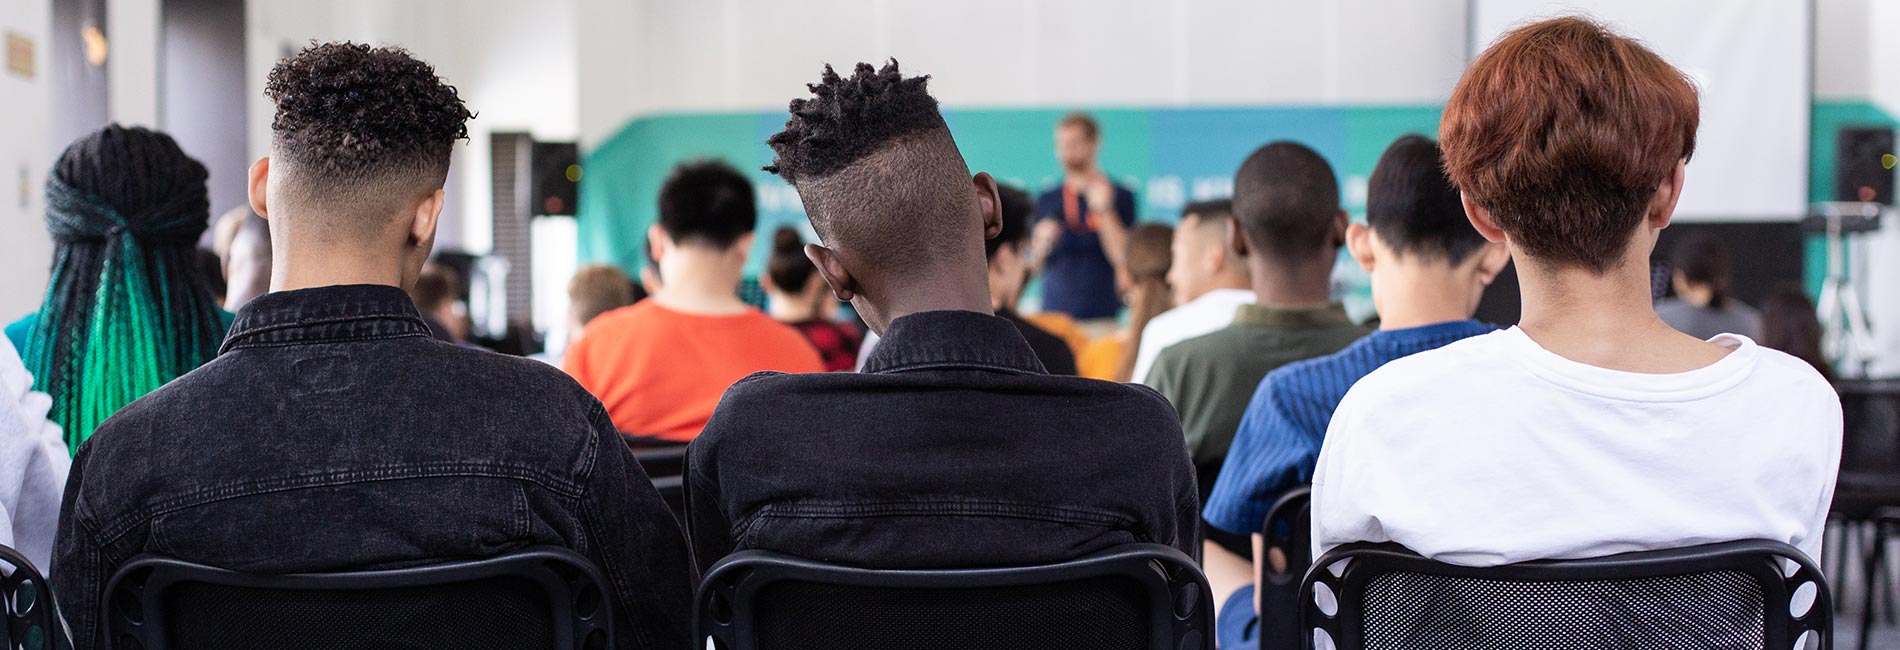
top-left (868, 265), bottom-right (995, 332)
top-left (767, 293), bottom-right (820, 322)
top-left (271, 244), bottom-right (406, 292)
top-left (1373, 264), bottom-right (1480, 331)
top-left (1062, 167), bottom-right (1098, 187)
top-left (1249, 255), bottom-right (1334, 310)
top-left (654, 248), bottom-right (749, 315)
top-left (1515, 254), bottom-right (1722, 372)
top-left (1197, 271), bottom-right (1252, 301)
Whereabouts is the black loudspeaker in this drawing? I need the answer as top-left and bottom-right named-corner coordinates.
top-left (531, 141), bottom-right (580, 216)
top-left (1836, 127), bottom-right (1895, 204)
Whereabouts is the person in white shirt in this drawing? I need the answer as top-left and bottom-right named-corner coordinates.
top-left (0, 338), bottom-right (70, 570)
top-left (1313, 16), bottom-right (1841, 567)
top-left (1132, 200), bottom-right (1253, 384)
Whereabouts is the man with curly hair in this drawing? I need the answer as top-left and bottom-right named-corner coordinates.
top-left (52, 43), bottom-right (692, 649)
top-left (684, 61), bottom-right (1198, 575)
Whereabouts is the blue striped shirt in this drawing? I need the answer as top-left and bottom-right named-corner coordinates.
top-left (1202, 319), bottom-right (1496, 535)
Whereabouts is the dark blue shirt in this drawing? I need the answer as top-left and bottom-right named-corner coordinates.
top-left (52, 285), bottom-right (693, 650)
top-left (1035, 183), bottom-right (1137, 320)
top-left (1202, 319), bottom-right (1496, 535)
top-left (685, 309), bottom-right (1198, 572)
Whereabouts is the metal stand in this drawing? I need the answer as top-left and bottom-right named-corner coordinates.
top-left (1809, 202), bottom-right (1886, 378)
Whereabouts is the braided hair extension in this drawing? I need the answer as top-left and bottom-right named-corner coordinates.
top-left (24, 125), bottom-right (224, 451)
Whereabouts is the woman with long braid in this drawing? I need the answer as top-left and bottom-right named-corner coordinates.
top-left (4, 125), bottom-right (230, 452)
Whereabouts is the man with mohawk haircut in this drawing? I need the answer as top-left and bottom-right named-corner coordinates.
top-left (684, 60), bottom-right (1199, 573)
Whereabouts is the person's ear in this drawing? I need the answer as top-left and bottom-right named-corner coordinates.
top-left (973, 172), bottom-right (1003, 241)
top-left (1648, 160), bottom-right (1687, 230)
top-left (647, 224), bottom-right (669, 264)
top-left (247, 157), bottom-right (271, 219)
top-left (805, 243), bottom-right (858, 302)
top-left (730, 231), bottom-right (755, 261)
top-left (410, 189), bottom-right (444, 250)
top-left (1330, 209), bottom-right (1349, 249)
top-left (1461, 194), bottom-right (1508, 243)
top-left (1474, 241), bottom-right (1511, 286)
top-left (1226, 218), bottom-right (1251, 258)
top-left (1345, 222), bottom-right (1377, 273)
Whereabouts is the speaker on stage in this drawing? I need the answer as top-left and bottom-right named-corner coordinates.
top-left (1836, 127), bottom-right (1895, 205)
top-left (530, 141), bottom-right (580, 216)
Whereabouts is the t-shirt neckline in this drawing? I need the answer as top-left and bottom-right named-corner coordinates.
top-left (1497, 326), bottom-right (1760, 403)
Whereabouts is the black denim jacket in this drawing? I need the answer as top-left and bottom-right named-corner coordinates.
top-left (685, 309), bottom-right (1200, 573)
top-left (51, 285), bottom-right (692, 650)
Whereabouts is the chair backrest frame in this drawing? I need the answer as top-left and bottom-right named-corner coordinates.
top-left (1301, 540), bottom-right (1831, 650)
top-left (0, 544), bottom-right (67, 650)
top-left (1257, 485), bottom-right (1312, 649)
top-left (695, 543), bottom-right (1214, 650)
top-left (104, 546), bottom-right (613, 650)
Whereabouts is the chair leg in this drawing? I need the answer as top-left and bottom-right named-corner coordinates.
top-left (1863, 520), bottom-right (1886, 650)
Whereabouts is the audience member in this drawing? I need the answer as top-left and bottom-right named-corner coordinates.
top-left (534, 264), bottom-right (641, 366)
top-left (565, 161), bottom-right (822, 442)
top-left (0, 339), bottom-right (69, 570)
top-left (763, 227), bottom-right (863, 372)
top-left (1199, 135), bottom-right (1509, 643)
top-left (1079, 223), bottom-right (1174, 381)
top-left (1759, 282), bottom-right (1832, 381)
top-left (1130, 200), bottom-right (1252, 384)
top-left (51, 43), bottom-right (692, 648)
top-left (1030, 112), bottom-right (1136, 322)
top-left (1657, 232), bottom-right (1760, 340)
top-left (1145, 142), bottom-right (1368, 510)
top-left (213, 206), bottom-right (273, 310)
top-left (409, 262), bottom-right (467, 343)
top-left (687, 60), bottom-right (1197, 572)
top-left (991, 185), bottom-right (1079, 375)
top-left (7, 125), bottom-right (232, 450)
top-left (1312, 17), bottom-right (1840, 568)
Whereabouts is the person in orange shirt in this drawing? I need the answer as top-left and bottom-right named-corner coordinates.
top-left (565, 161), bottom-right (823, 443)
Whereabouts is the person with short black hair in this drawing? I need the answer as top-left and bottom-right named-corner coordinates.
top-left (1130, 199), bottom-right (1253, 384)
top-left (52, 42), bottom-right (693, 649)
top-left (1029, 111), bottom-right (1137, 322)
top-left (1198, 135), bottom-right (1510, 646)
top-left (565, 160), bottom-right (822, 443)
top-left (1657, 232), bottom-right (1760, 340)
top-left (1313, 17), bottom-right (1839, 569)
top-left (1144, 141), bottom-right (1369, 529)
top-left (762, 227), bottom-right (862, 372)
top-left (989, 184), bottom-right (1078, 375)
top-left (686, 60), bottom-right (1197, 573)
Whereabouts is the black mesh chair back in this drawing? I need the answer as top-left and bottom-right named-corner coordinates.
top-left (1835, 380), bottom-right (1900, 517)
top-left (1301, 540), bottom-right (1831, 650)
top-left (104, 547), bottom-right (611, 650)
top-left (0, 545), bottom-right (67, 650)
top-left (1257, 485), bottom-right (1312, 649)
top-left (696, 543), bottom-right (1213, 650)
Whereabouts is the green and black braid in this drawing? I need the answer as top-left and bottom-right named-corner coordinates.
top-left (24, 125), bottom-right (225, 451)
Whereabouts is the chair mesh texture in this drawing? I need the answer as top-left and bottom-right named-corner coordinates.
top-left (750, 575), bottom-right (1150, 650)
top-left (1358, 569), bottom-right (1765, 650)
top-left (161, 575), bottom-right (558, 650)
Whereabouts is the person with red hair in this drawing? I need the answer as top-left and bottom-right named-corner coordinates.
top-left (1311, 16), bottom-right (1840, 567)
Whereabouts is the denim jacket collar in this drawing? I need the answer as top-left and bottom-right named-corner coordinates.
top-left (861, 309), bottom-right (1047, 376)
top-left (222, 284), bottom-right (432, 353)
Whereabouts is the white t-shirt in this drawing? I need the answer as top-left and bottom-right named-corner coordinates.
top-left (0, 340), bottom-right (70, 571)
top-left (1313, 327), bottom-right (1841, 566)
top-left (1132, 288), bottom-right (1254, 385)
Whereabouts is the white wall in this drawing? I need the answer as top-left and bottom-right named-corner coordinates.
top-left (108, 0), bottom-right (161, 126)
top-left (1, 0), bottom-right (53, 319)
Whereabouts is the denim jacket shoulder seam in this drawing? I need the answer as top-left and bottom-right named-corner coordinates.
top-left (224, 331), bottom-right (431, 351)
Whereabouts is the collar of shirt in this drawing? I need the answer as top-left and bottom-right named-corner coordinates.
top-left (1231, 302), bottom-right (1355, 329)
top-left (860, 309), bottom-right (1047, 376)
top-left (221, 284), bottom-right (433, 353)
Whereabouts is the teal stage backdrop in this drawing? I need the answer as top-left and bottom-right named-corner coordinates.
top-left (579, 101), bottom-right (1898, 304)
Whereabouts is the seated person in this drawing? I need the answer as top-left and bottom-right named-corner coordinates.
top-left (1131, 200), bottom-right (1252, 385)
top-left (537, 264), bottom-right (641, 367)
top-left (52, 43), bottom-right (692, 648)
top-left (991, 185), bottom-right (1079, 375)
top-left (565, 161), bottom-right (823, 442)
top-left (213, 206), bottom-right (273, 311)
top-left (1144, 142), bottom-right (1368, 526)
top-left (762, 228), bottom-right (863, 372)
top-left (1079, 223), bottom-right (1175, 382)
top-left (686, 60), bottom-right (1198, 572)
top-left (1656, 232), bottom-right (1760, 340)
top-left (409, 262), bottom-right (467, 343)
top-left (1199, 135), bottom-right (1509, 645)
top-left (1313, 17), bottom-right (1841, 567)
top-left (0, 338), bottom-right (68, 570)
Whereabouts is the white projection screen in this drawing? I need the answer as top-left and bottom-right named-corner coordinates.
top-left (1470, 1), bottom-right (1812, 221)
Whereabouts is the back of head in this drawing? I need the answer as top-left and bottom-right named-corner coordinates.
top-left (766, 227), bottom-right (818, 292)
top-left (410, 263), bottom-right (460, 315)
top-left (765, 60), bottom-right (981, 307)
top-left (1758, 282), bottom-right (1830, 380)
top-left (1670, 232), bottom-right (1733, 307)
top-left (567, 264), bottom-right (638, 329)
top-left (1441, 16), bottom-right (1698, 273)
top-left (30, 124), bottom-right (225, 447)
top-left (1367, 134), bottom-right (1486, 263)
top-left (265, 42), bottom-right (473, 240)
top-left (659, 161), bottom-right (757, 249)
top-left (1233, 141), bottom-right (1340, 264)
top-left (986, 185), bottom-right (1033, 261)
